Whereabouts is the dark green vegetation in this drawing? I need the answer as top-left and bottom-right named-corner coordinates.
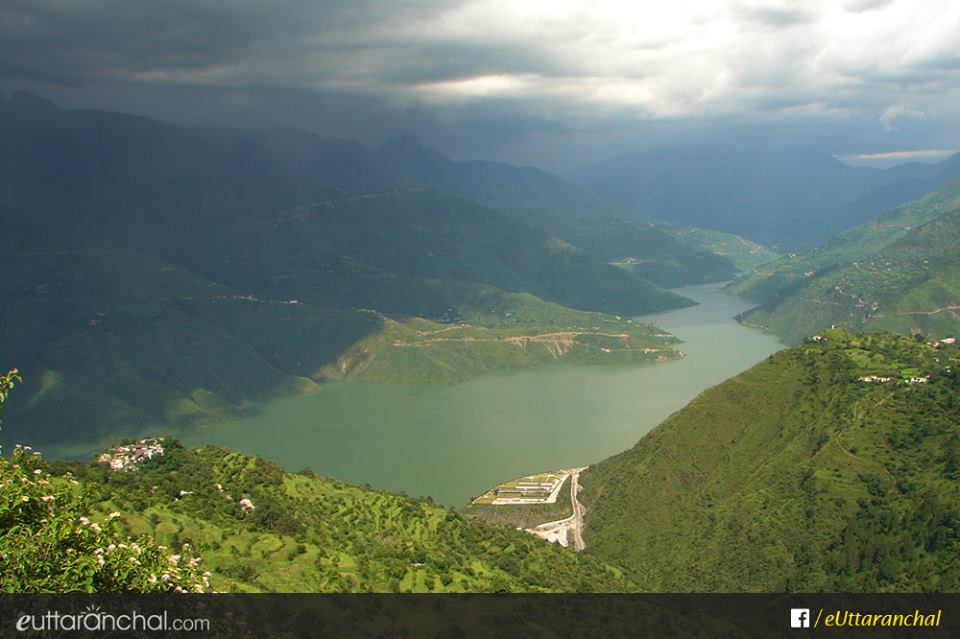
top-left (581, 329), bottom-right (960, 591)
top-left (730, 178), bottom-right (960, 344)
top-left (582, 145), bottom-right (960, 250)
top-left (500, 208), bottom-right (741, 287)
top-left (72, 178), bottom-right (691, 318)
top-left (37, 442), bottom-right (630, 593)
top-left (2, 93), bottom-right (732, 451)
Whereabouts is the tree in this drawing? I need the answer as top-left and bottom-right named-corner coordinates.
top-left (0, 368), bottom-right (22, 454)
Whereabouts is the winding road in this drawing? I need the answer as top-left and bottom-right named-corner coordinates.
top-left (526, 466), bottom-right (588, 551)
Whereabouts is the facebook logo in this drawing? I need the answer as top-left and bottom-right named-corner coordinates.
top-left (790, 609), bottom-right (811, 628)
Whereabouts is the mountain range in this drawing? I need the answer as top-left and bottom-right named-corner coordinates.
top-left (581, 145), bottom-right (960, 251)
top-left (1, 94), bottom-right (749, 452)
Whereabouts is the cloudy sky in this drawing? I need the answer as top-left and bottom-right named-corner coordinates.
top-left (3, 0), bottom-right (959, 170)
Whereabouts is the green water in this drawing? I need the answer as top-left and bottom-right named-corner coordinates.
top-left (184, 283), bottom-right (784, 506)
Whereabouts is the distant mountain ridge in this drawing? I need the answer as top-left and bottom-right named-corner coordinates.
top-left (0, 92), bottom-right (620, 219)
top-left (581, 145), bottom-right (960, 251)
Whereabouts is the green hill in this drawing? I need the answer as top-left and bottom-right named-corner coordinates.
top-left (730, 178), bottom-right (960, 343)
top-left (25, 441), bottom-right (631, 593)
top-left (580, 329), bottom-right (960, 591)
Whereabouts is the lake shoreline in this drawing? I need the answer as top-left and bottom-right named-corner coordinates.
top-left (185, 283), bottom-right (784, 506)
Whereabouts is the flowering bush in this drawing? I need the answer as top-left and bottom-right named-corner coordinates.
top-left (0, 445), bottom-right (212, 592)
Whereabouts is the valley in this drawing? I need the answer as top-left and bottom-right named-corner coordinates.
top-left (4, 66), bottom-right (960, 599)
top-left (730, 178), bottom-right (960, 344)
top-left (182, 283), bottom-right (783, 506)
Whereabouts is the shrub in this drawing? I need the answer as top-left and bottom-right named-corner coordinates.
top-left (0, 446), bottom-right (212, 593)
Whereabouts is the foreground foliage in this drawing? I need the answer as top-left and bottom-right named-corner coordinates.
top-left (0, 446), bottom-right (210, 592)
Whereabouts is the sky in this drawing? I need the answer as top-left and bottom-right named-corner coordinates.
top-left (3, 0), bottom-right (960, 171)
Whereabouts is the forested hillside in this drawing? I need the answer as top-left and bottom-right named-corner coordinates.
top-left (581, 329), bottom-right (960, 591)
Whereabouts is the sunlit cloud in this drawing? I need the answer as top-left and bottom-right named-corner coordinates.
top-left (2, 0), bottom-right (960, 129)
top-left (836, 148), bottom-right (957, 165)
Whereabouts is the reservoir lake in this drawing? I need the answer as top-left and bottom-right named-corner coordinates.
top-left (184, 283), bottom-right (784, 506)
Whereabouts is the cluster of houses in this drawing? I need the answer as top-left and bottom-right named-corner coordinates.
top-left (858, 374), bottom-right (930, 385)
top-left (97, 437), bottom-right (165, 471)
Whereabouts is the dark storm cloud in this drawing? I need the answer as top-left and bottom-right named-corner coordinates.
top-left (2, 1), bottom-right (960, 170)
top-left (0, 1), bottom-right (456, 87)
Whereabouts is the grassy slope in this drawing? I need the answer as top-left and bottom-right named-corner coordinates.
top-left (580, 329), bottom-right (960, 591)
top-left (51, 444), bottom-right (631, 593)
top-left (462, 499), bottom-right (573, 531)
top-left (320, 294), bottom-right (680, 384)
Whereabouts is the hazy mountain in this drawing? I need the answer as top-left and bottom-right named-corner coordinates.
top-left (0, 92), bottom-right (619, 219)
top-left (664, 226), bottom-right (780, 272)
top-left (497, 208), bottom-right (741, 287)
top-left (730, 178), bottom-right (960, 343)
top-left (375, 137), bottom-right (625, 217)
top-left (581, 329), bottom-right (960, 591)
top-left (581, 145), bottom-right (960, 251)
